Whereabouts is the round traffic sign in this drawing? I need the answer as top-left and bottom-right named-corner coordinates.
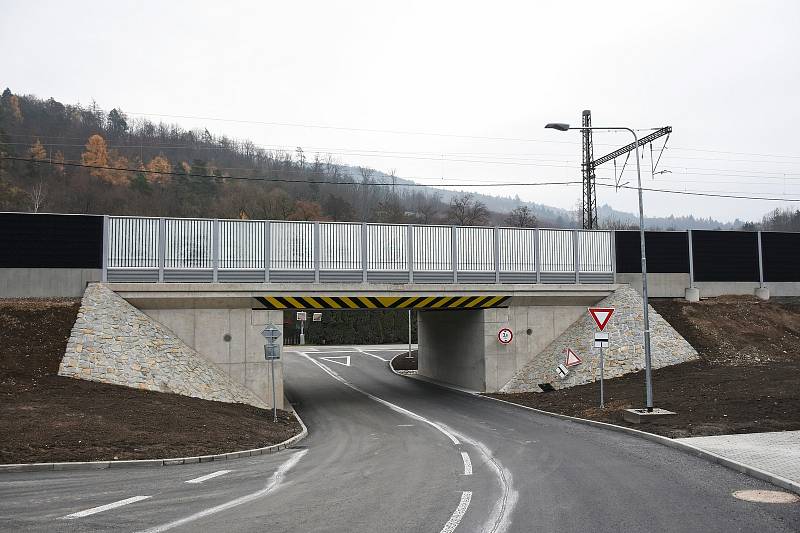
top-left (498, 327), bottom-right (513, 344)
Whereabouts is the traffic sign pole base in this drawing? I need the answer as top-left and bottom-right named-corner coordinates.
top-left (623, 408), bottom-right (677, 424)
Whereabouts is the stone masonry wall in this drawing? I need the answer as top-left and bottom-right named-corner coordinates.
top-left (59, 283), bottom-right (268, 408)
top-left (500, 285), bottom-right (698, 393)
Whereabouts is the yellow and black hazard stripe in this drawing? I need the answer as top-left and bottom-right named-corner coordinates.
top-left (254, 295), bottom-right (510, 310)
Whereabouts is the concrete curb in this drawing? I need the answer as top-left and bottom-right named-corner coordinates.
top-left (388, 354), bottom-right (800, 496)
top-left (0, 409), bottom-right (309, 474)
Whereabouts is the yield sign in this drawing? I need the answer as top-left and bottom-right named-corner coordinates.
top-left (320, 356), bottom-right (351, 367)
top-left (588, 307), bottom-right (614, 331)
top-left (564, 348), bottom-right (582, 367)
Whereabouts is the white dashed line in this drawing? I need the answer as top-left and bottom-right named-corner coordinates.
top-left (185, 470), bottom-right (232, 484)
top-left (440, 491), bottom-right (472, 533)
top-left (61, 496), bottom-right (151, 520)
top-left (461, 452), bottom-right (473, 476)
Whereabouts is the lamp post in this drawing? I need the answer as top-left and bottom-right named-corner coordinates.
top-left (545, 122), bottom-right (654, 411)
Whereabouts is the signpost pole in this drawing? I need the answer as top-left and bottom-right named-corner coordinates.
top-left (599, 345), bottom-right (604, 409)
top-left (270, 355), bottom-right (277, 422)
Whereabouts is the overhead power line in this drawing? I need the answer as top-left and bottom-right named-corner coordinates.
top-left (0, 155), bottom-right (581, 189)
top-left (4, 155), bottom-right (800, 202)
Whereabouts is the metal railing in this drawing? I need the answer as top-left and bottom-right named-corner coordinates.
top-left (104, 216), bottom-right (615, 284)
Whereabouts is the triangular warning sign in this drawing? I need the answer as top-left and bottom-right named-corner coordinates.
top-left (564, 348), bottom-right (582, 367)
top-left (588, 307), bottom-right (614, 331)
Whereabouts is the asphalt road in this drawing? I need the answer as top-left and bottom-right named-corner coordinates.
top-left (1, 345), bottom-right (798, 532)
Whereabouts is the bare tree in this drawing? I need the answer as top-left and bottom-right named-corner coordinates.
top-left (447, 193), bottom-right (489, 226)
top-left (28, 181), bottom-right (46, 213)
top-left (505, 205), bottom-right (538, 228)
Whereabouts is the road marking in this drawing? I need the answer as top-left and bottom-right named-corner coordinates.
top-left (397, 424), bottom-right (415, 427)
top-left (302, 351), bottom-right (518, 532)
top-left (185, 470), bottom-right (232, 484)
top-left (440, 491), bottom-right (472, 533)
top-left (355, 347), bottom-right (388, 362)
top-left (319, 355), bottom-right (351, 367)
top-left (136, 450), bottom-right (307, 533)
top-left (300, 353), bottom-right (459, 445)
top-left (461, 452), bottom-right (473, 476)
top-left (61, 496), bottom-right (151, 520)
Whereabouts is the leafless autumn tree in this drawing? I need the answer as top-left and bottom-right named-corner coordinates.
top-left (446, 193), bottom-right (489, 226)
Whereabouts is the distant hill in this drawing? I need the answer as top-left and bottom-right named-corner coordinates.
top-left (0, 88), bottom-right (740, 230)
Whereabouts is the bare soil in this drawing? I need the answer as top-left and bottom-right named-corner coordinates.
top-left (391, 350), bottom-right (418, 371)
top-left (0, 298), bottom-right (301, 464)
top-left (487, 296), bottom-right (800, 438)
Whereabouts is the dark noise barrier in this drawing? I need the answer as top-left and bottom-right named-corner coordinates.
top-left (614, 231), bottom-right (689, 273)
top-left (691, 230), bottom-right (759, 282)
top-left (0, 213), bottom-right (103, 269)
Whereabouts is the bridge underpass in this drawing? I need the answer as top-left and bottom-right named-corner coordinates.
top-left (112, 282), bottom-right (617, 401)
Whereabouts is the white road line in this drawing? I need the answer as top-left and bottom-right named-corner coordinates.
top-left (185, 469), bottom-right (232, 484)
top-left (61, 496), bottom-right (151, 520)
top-left (319, 355), bottom-right (351, 367)
top-left (461, 452), bottom-right (473, 476)
top-left (440, 491), bottom-right (472, 533)
top-left (301, 352), bottom-right (518, 532)
top-left (136, 450), bottom-right (307, 533)
top-left (299, 352), bottom-right (460, 445)
top-left (354, 347), bottom-right (389, 362)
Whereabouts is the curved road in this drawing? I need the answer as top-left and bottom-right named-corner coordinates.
top-left (0, 345), bottom-right (798, 532)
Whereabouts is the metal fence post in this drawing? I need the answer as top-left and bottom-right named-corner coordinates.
top-left (573, 229), bottom-right (580, 284)
top-left (687, 229), bottom-right (694, 288)
top-left (408, 225), bottom-right (414, 283)
top-left (451, 226), bottom-right (458, 284)
top-left (610, 230), bottom-right (617, 284)
top-left (313, 221), bottom-right (320, 283)
top-left (157, 217), bottom-right (166, 282)
top-left (534, 228), bottom-right (541, 284)
top-left (493, 227), bottom-right (500, 284)
top-left (212, 219), bottom-right (219, 282)
top-left (265, 220), bottom-right (271, 283)
top-left (757, 230), bottom-right (765, 288)
top-left (101, 215), bottom-right (109, 282)
top-left (361, 223), bottom-right (368, 283)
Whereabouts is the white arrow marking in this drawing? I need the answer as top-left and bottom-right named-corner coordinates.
top-left (319, 355), bottom-right (351, 367)
top-left (185, 469), bottom-right (232, 484)
top-left (61, 496), bottom-right (151, 519)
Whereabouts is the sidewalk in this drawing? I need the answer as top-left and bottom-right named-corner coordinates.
top-left (676, 430), bottom-right (800, 486)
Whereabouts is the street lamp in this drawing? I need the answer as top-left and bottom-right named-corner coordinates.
top-left (545, 122), bottom-right (654, 412)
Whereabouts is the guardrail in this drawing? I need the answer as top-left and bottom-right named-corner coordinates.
top-left (104, 216), bottom-right (615, 284)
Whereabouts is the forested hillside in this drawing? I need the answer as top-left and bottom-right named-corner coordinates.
top-left (0, 89), bottom-right (542, 227)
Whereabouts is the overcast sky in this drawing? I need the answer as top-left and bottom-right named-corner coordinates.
top-left (3, 1), bottom-right (800, 222)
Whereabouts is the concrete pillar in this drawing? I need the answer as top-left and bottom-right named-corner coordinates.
top-left (755, 287), bottom-right (770, 300)
top-left (685, 287), bottom-right (700, 302)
